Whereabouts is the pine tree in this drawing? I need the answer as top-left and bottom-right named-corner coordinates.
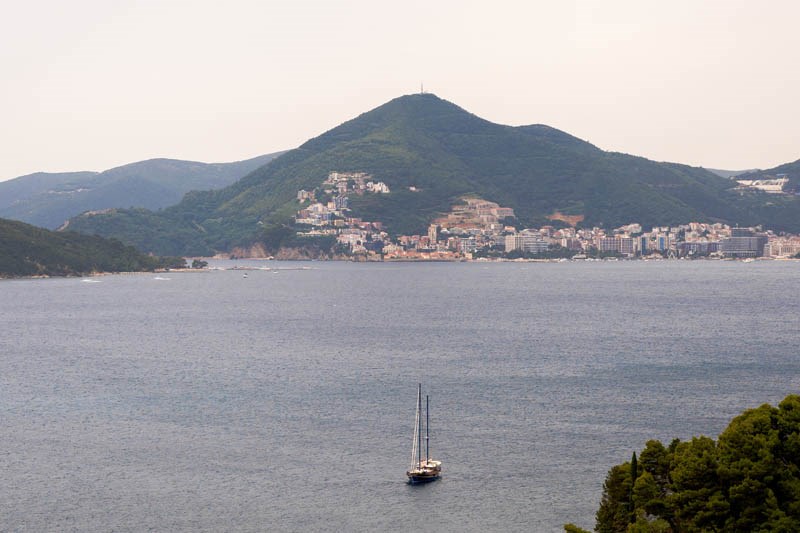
top-left (629, 452), bottom-right (638, 524)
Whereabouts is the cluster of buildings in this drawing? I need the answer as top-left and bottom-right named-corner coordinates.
top-left (291, 171), bottom-right (800, 260)
top-left (501, 223), bottom-right (800, 259)
top-left (295, 172), bottom-right (390, 227)
top-left (734, 174), bottom-right (790, 194)
top-left (323, 171), bottom-right (390, 195)
top-left (543, 224), bottom-right (779, 259)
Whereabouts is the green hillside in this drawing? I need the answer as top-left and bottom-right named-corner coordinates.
top-left (0, 152), bottom-right (284, 229)
top-left (0, 218), bottom-right (184, 277)
top-left (67, 94), bottom-right (800, 256)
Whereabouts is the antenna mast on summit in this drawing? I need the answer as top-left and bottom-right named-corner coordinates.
top-left (420, 83), bottom-right (424, 94)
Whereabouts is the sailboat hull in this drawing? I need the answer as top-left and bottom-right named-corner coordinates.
top-left (407, 460), bottom-right (442, 484)
top-left (406, 473), bottom-right (441, 484)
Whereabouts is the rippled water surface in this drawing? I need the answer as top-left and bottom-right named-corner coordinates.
top-left (2, 260), bottom-right (799, 531)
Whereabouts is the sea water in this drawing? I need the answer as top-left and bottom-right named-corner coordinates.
top-left (2, 260), bottom-right (799, 531)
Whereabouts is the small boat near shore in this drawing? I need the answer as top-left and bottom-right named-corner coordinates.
top-left (406, 384), bottom-right (442, 484)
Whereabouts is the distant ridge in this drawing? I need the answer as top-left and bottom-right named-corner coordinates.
top-left (0, 152), bottom-right (285, 229)
top-left (706, 168), bottom-right (759, 179)
top-left (66, 93), bottom-right (800, 256)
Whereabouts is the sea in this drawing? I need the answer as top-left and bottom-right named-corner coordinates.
top-left (2, 260), bottom-right (799, 532)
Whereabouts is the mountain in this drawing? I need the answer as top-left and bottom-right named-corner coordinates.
top-left (0, 217), bottom-right (184, 277)
top-left (736, 159), bottom-right (800, 191)
top-left (0, 171), bottom-right (97, 211)
top-left (66, 94), bottom-right (800, 256)
top-left (0, 152), bottom-right (285, 229)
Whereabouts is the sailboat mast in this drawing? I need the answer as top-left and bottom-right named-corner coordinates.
top-left (417, 384), bottom-right (422, 468)
top-left (410, 385), bottom-right (420, 470)
top-left (425, 394), bottom-right (430, 463)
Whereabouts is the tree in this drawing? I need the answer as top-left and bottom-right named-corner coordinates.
top-left (629, 452), bottom-right (638, 524)
top-left (596, 463), bottom-right (633, 533)
top-left (715, 397), bottom-right (800, 530)
top-left (668, 436), bottom-right (727, 531)
top-left (578, 395), bottom-right (800, 532)
top-left (627, 509), bottom-right (671, 533)
top-left (563, 524), bottom-right (591, 533)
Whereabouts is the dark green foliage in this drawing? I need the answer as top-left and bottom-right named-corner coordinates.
top-left (67, 208), bottom-right (216, 256)
top-left (262, 224), bottom-right (337, 255)
top-left (669, 436), bottom-right (727, 531)
top-left (596, 464), bottom-right (634, 533)
top-left (67, 94), bottom-right (800, 255)
top-left (630, 452), bottom-right (638, 524)
top-left (259, 223), bottom-right (295, 252)
top-left (636, 440), bottom-right (672, 519)
top-left (627, 511), bottom-right (672, 533)
top-left (715, 396), bottom-right (800, 531)
top-left (587, 395), bottom-right (800, 533)
top-left (0, 217), bottom-right (184, 277)
top-left (191, 259), bottom-right (208, 269)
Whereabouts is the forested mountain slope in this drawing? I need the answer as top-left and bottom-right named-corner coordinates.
top-left (0, 218), bottom-right (183, 277)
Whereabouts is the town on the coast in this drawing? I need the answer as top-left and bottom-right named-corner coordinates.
top-left (292, 171), bottom-right (800, 261)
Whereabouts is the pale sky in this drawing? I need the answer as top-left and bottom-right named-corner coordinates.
top-left (2, 0), bottom-right (799, 181)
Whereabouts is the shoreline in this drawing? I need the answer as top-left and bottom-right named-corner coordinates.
top-left (3, 256), bottom-right (796, 280)
top-left (0, 267), bottom-right (205, 281)
top-left (200, 255), bottom-right (799, 263)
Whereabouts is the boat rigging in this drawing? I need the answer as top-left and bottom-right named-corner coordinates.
top-left (406, 384), bottom-right (442, 484)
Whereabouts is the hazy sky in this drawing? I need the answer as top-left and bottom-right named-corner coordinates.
top-left (2, 0), bottom-right (799, 181)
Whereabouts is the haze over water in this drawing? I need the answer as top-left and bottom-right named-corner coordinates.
top-left (2, 261), bottom-right (799, 531)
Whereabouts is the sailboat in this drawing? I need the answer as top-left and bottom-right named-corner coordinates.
top-left (406, 384), bottom-right (442, 484)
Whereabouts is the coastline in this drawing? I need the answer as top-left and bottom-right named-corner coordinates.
top-left (194, 255), bottom-right (799, 264)
top-left (0, 267), bottom-right (204, 281)
top-left (4, 256), bottom-right (796, 280)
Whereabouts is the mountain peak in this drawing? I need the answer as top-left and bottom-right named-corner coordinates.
top-left (299, 92), bottom-right (492, 152)
top-left (373, 92), bottom-right (477, 119)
